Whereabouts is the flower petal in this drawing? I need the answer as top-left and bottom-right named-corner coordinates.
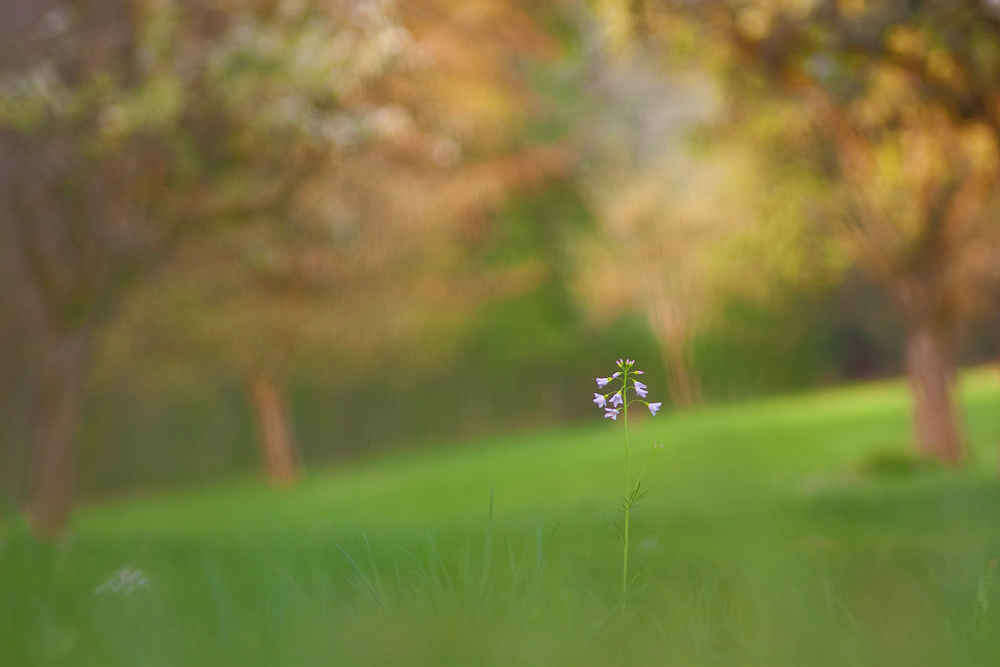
top-left (648, 402), bottom-right (662, 416)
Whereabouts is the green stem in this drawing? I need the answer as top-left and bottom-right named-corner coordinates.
top-left (633, 450), bottom-right (656, 494)
top-left (621, 369), bottom-right (630, 612)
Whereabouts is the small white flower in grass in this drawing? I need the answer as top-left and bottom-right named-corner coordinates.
top-left (604, 407), bottom-right (619, 420)
top-left (634, 381), bottom-right (647, 398)
top-left (639, 535), bottom-right (660, 553)
top-left (593, 393), bottom-right (607, 408)
top-left (596, 377), bottom-right (610, 388)
top-left (611, 392), bottom-right (623, 407)
top-left (612, 372), bottom-right (620, 378)
top-left (648, 402), bottom-right (662, 416)
top-left (95, 567), bottom-right (148, 597)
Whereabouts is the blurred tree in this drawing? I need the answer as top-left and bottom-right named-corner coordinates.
top-left (0, 254), bottom-right (40, 505)
top-left (96, 0), bottom-right (571, 486)
top-left (575, 53), bottom-right (819, 407)
top-left (0, 0), bottom-right (575, 526)
top-left (0, 0), bottom-right (427, 534)
top-left (575, 59), bottom-right (722, 407)
top-left (102, 150), bottom-right (563, 485)
top-left (599, 0), bottom-right (1000, 461)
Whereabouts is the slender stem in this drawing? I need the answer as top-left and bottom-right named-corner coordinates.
top-left (621, 369), bottom-right (630, 612)
top-left (633, 450), bottom-right (656, 493)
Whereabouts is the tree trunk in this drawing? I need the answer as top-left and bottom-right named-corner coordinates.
top-left (247, 373), bottom-right (298, 485)
top-left (904, 323), bottom-right (962, 463)
top-left (648, 301), bottom-right (703, 410)
top-left (661, 340), bottom-right (703, 409)
top-left (29, 327), bottom-right (90, 538)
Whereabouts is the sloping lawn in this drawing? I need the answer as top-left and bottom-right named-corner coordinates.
top-left (4, 369), bottom-right (1000, 665)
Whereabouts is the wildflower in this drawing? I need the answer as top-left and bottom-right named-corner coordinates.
top-left (589, 357), bottom-right (661, 613)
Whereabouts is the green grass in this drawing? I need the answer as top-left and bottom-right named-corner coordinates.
top-left (5, 369), bottom-right (1000, 665)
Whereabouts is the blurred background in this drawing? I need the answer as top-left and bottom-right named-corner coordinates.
top-left (9, 2), bottom-right (1000, 664)
top-left (4, 0), bottom-right (1000, 535)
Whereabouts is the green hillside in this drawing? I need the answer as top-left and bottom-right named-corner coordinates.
top-left (5, 369), bottom-right (1000, 665)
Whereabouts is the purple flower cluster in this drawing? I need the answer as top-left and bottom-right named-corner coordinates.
top-left (592, 358), bottom-right (662, 420)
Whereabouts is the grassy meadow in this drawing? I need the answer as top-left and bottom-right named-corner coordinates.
top-left (5, 369), bottom-right (1000, 665)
